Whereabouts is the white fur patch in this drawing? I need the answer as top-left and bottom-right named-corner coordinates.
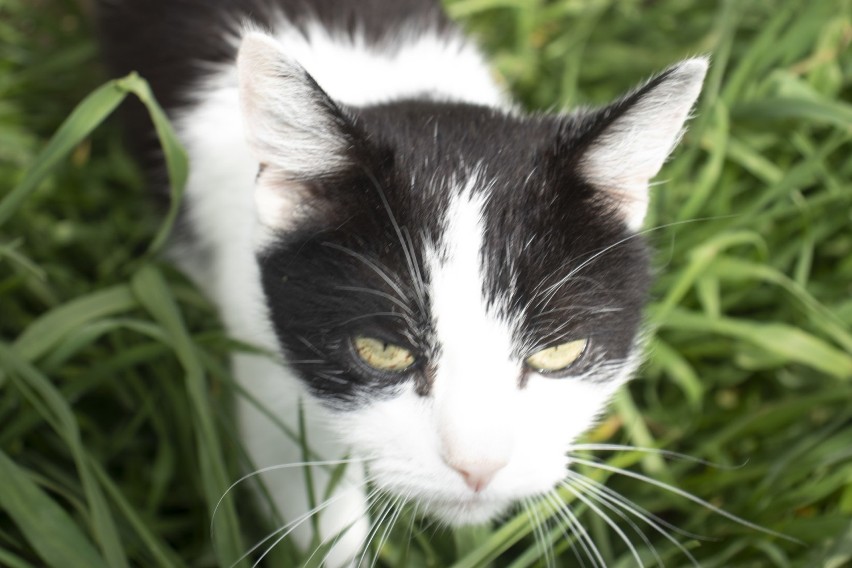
top-left (254, 20), bottom-right (506, 108)
top-left (426, 181), bottom-right (517, 476)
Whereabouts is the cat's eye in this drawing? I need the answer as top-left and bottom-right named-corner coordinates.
top-left (353, 336), bottom-right (415, 372)
top-left (525, 339), bottom-right (588, 374)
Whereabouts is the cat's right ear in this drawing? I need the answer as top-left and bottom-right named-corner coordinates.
top-left (237, 32), bottom-right (354, 178)
top-left (237, 32), bottom-right (359, 227)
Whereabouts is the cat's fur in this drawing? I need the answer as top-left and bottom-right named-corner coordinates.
top-left (99, 0), bottom-right (706, 564)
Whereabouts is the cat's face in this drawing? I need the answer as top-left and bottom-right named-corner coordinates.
top-left (239, 33), bottom-right (705, 524)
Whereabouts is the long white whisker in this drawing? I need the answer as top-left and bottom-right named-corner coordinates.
top-left (569, 443), bottom-right (739, 468)
top-left (540, 493), bottom-right (581, 568)
top-left (569, 472), bottom-right (701, 567)
top-left (306, 484), bottom-right (384, 568)
top-left (371, 492), bottom-right (408, 568)
top-left (532, 217), bottom-right (736, 310)
top-left (560, 479), bottom-right (645, 567)
top-left (322, 242), bottom-right (413, 306)
top-left (564, 475), bottom-right (664, 567)
top-left (244, 489), bottom-right (351, 568)
top-left (569, 457), bottom-right (800, 543)
top-left (546, 490), bottom-right (606, 568)
top-left (212, 457), bottom-right (368, 534)
top-left (357, 492), bottom-right (396, 568)
top-left (402, 225), bottom-right (428, 310)
top-left (362, 168), bottom-right (428, 315)
top-left (570, 470), bottom-right (710, 541)
top-left (402, 499), bottom-right (421, 562)
top-left (338, 311), bottom-right (416, 326)
top-left (335, 285), bottom-right (415, 315)
top-left (526, 496), bottom-right (555, 568)
top-left (543, 491), bottom-right (591, 568)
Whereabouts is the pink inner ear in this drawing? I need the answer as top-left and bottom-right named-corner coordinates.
top-left (254, 174), bottom-right (312, 230)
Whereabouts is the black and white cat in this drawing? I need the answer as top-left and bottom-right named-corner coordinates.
top-left (99, 0), bottom-right (706, 565)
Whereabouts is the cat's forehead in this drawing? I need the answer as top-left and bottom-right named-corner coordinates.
top-left (349, 101), bottom-right (615, 245)
top-left (346, 103), bottom-right (640, 301)
top-left (352, 101), bottom-right (557, 180)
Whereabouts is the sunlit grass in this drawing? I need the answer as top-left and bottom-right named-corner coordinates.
top-left (1, 0), bottom-right (850, 566)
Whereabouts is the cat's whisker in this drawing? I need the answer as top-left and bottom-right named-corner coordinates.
top-left (403, 498), bottom-right (421, 561)
top-left (546, 490), bottom-right (604, 568)
top-left (357, 491), bottom-right (399, 568)
top-left (338, 311), bottom-right (416, 327)
top-left (286, 359), bottom-right (329, 365)
top-left (525, 276), bottom-right (605, 315)
top-left (371, 491), bottom-right (409, 568)
top-left (567, 471), bottom-right (701, 566)
top-left (555, 490), bottom-right (603, 568)
top-left (211, 457), bottom-right (369, 535)
top-left (545, 490), bottom-right (606, 568)
top-left (560, 478), bottom-right (646, 567)
top-left (402, 225), bottom-right (429, 309)
top-left (534, 216), bottom-right (730, 311)
top-left (242, 487), bottom-right (353, 568)
top-left (568, 443), bottom-right (738, 470)
top-left (569, 456), bottom-right (800, 543)
top-left (563, 474), bottom-right (665, 567)
top-left (314, 371), bottom-right (355, 387)
top-left (537, 238), bottom-right (642, 308)
top-left (305, 484), bottom-right (384, 568)
top-left (354, 491), bottom-right (391, 568)
top-left (521, 498), bottom-right (542, 567)
top-left (361, 167), bottom-right (429, 316)
top-left (569, 467), bottom-right (709, 542)
top-left (335, 285), bottom-right (416, 316)
top-left (295, 334), bottom-right (330, 360)
top-left (322, 241), bottom-right (414, 307)
top-left (539, 492), bottom-right (585, 568)
top-left (527, 495), bottom-right (558, 568)
top-left (533, 305), bottom-right (623, 319)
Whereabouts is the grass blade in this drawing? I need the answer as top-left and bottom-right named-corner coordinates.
top-left (0, 450), bottom-right (108, 568)
top-left (130, 265), bottom-right (246, 566)
top-left (0, 81), bottom-right (126, 227)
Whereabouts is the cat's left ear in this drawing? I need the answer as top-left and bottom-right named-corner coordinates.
top-left (578, 58), bottom-right (708, 230)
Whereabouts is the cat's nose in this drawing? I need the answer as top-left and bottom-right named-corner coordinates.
top-left (448, 459), bottom-right (508, 493)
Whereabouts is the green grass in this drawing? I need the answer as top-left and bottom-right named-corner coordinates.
top-left (1, 0), bottom-right (850, 566)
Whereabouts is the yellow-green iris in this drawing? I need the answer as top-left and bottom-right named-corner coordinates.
top-left (353, 336), bottom-right (415, 372)
top-left (526, 339), bottom-right (587, 372)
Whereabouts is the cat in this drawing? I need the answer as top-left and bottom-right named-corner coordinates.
top-left (98, 0), bottom-right (706, 565)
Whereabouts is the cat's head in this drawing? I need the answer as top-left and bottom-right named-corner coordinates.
top-left (237, 32), bottom-right (706, 524)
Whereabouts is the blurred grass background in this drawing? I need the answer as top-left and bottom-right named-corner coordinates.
top-left (1, 0), bottom-right (850, 566)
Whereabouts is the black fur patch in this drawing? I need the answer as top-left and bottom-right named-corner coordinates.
top-left (258, 100), bottom-right (650, 406)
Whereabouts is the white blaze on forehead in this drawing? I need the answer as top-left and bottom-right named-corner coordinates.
top-left (427, 177), bottom-right (518, 468)
top-left (428, 180), bottom-right (516, 364)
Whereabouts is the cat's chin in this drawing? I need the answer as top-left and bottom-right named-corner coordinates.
top-left (417, 494), bottom-right (513, 526)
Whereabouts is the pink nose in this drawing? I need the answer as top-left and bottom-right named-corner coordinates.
top-left (449, 460), bottom-right (507, 493)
